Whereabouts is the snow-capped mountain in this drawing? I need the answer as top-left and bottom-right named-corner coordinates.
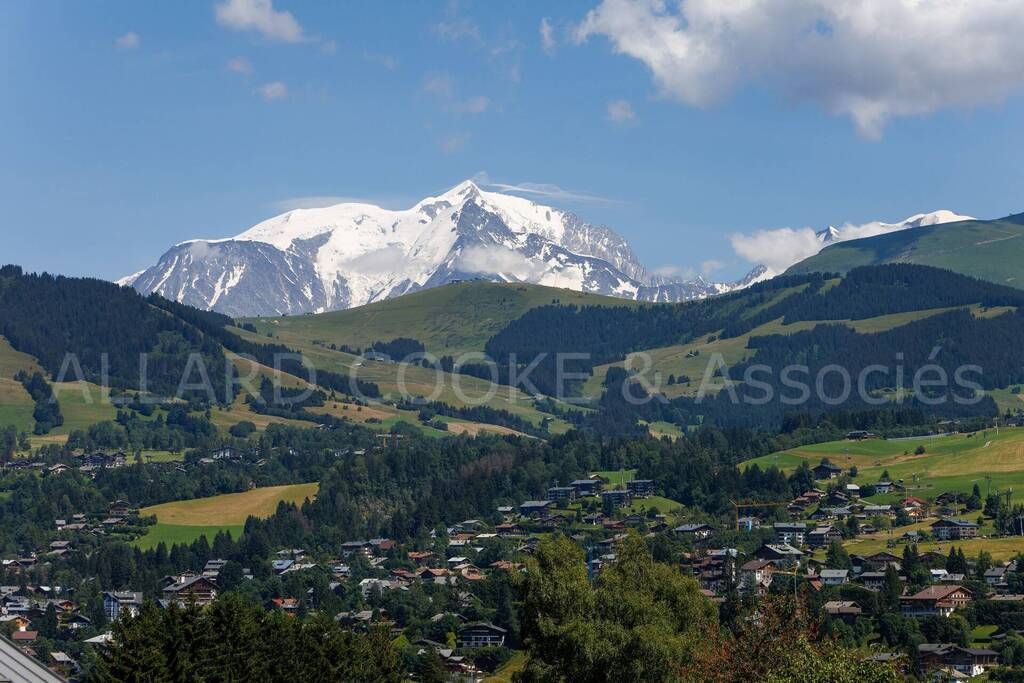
top-left (123, 180), bottom-right (763, 317)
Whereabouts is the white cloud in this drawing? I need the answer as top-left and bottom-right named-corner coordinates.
top-left (439, 132), bottom-right (470, 155)
top-left (574, 0), bottom-right (1024, 139)
top-left (651, 264), bottom-right (696, 280)
top-left (256, 81), bottom-right (288, 101)
top-left (473, 172), bottom-right (618, 205)
top-left (364, 52), bottom-right (398, 70)
top-left (215, 0), bottom-right (304, 43)
top-left (423, 73), bottom-right (489, 114)
top-left (728, 210), bottom-right (973, 272)
top-left (457, 95), bottom-right (490, 114)
top-left (115, 32), bottom-right (140, 50)
top-left (422, 72), bottom-right (455, 98)
top-left (456, 246), bottom-right (545, 281)
top-left (700, 259), bottom-right (724, 275)
top-left (729, 227), bottom-right (824, 274)
top-left (606, 99), bottom-right (635, 123)
top-left (539, 17), bottom-right (556, 54)
top-left (227, 56), bottom-right (253, 74)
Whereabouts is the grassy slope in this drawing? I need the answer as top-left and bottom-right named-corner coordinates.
top-left (743, 427), bottom-right (1024, 503)
top-left (229, 326), bottom-right (572, 433)
top-left (0, 336), bottom-right (41, 433)
top-left (786, 216), bottom-right (1024, 288)
top-left (239, 281), bottom-right (640, 356)
top-left (137, 482), bottom-right (319, 549)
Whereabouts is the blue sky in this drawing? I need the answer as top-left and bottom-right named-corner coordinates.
top-left (3, 0), bottom-right (1024, 282)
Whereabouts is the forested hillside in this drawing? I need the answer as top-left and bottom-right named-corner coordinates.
top-left (0, 265), bottom-right (233, 402)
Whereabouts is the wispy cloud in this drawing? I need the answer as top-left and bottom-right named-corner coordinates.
top-left (606, 99), bottom-right (635, 123)
top-left (364, 52), bottom-right (398, 70)
top-left (473, 172), bottom-right (619, 205)
top-left (115, 32), bottom-right (140, 50)
top-left (422, 73), bottom-right (490, 115)
top-left (422, 72), bottom-right (455, 98)
top-left (215, 0), bottom-right (304, 43)
top-left (539, 18), bottom-right (556, 54)
top-left (438, 132), bottom-right (470, 155)
top-left (432, 1), bottom-right (482, 44)
top-left (256, 81), bottom-right (288, 101)
top-left (226, 56), bottom-right (253, 74)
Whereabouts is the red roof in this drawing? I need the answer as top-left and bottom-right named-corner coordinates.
top-left (12, 631), bottom-right (38, 641)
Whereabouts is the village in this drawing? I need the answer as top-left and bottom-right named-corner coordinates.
top-left (4, 447), bottom-right (1024, 681)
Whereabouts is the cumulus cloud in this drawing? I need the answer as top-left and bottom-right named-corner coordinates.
top-left (456, 246), bottom-right (546, 281)
top-left (256, 81), bottom-right (288, 101)
top-left (606, 99), bottom-right (635, 123)
top-left (729, 227), bottom-right (825, 274)
top-left (215, 0), bottom-right (304, 43)
top-left (539, 17), bottom-right (556, 54)
top-left (227, 56), bottom-right (253, 74)
top-left (115, 32), bottom-right (140, 49)
top-left (186, 241), bottom-right (222, 259)
top-left (728, 210), bottom-right (974, 272)
top-left (574, 0), bottom-right (1024, 138)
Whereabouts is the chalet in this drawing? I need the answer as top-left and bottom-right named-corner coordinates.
top-left (626, 479), bottom-right (655, 498)
top-left (865, 552), bottom-right (902, 572)
top-left (569, 479), bottom-right (602, 496)
top-left (271, 597), bottom-right (299, 614)
top-left (162, 576), bottom-right (217, 607)
top-left (341, 540), bottom-right (370, 557)
top-left (824, 600), bottom-right (862, 623)
top-left (755, 544), bottom-right (804, 567)
top-left (739, 560), bottom-right (773, 595)
top-left (271, 559), bottom-right (294, 574)
top-left (918, 644), bottom-right (999, 678)
top-left (457, 622), bottom-right (507, 648)
top-left (600, 489), bottom-right (632, 510)
top-left (673, 523), bottom-right (714, 540)
top-left (862, 504), bottom-right (894, 518)
top-left (875, 478), bottom-right (895, 494)
top-left (736, 516), bottom-right (761, 531)
top-left (103, 591), bottom-right (143, 621)
top-left (806, 525), bottom-right (842, 549)
top-left (985, 566), bottom-right (1009, 587)
top-left (49, 651), bottom-right (77, 676)
top-left (773, 522), bottom-right (807, 547)
top-left (901, 585), bottom-right (972, 618)
top-left (546, 486), bottom-right (576, 504)
top-left (812, 462), bottom-right (843, 480)
top-left (519, 500), bottom-right (555, 517)
top-left (211, 446), bottom-right (240, 461)
top-left (819, 569), bottom-right (849, 586)
top-left (108, 500), bottom-right (131, 516)
top-left (844, 483), bottom-right (860, 498)
top-left (846, 430), bottom-right (878, 440)
top-left (931, 518), bottom-right (979, 540)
